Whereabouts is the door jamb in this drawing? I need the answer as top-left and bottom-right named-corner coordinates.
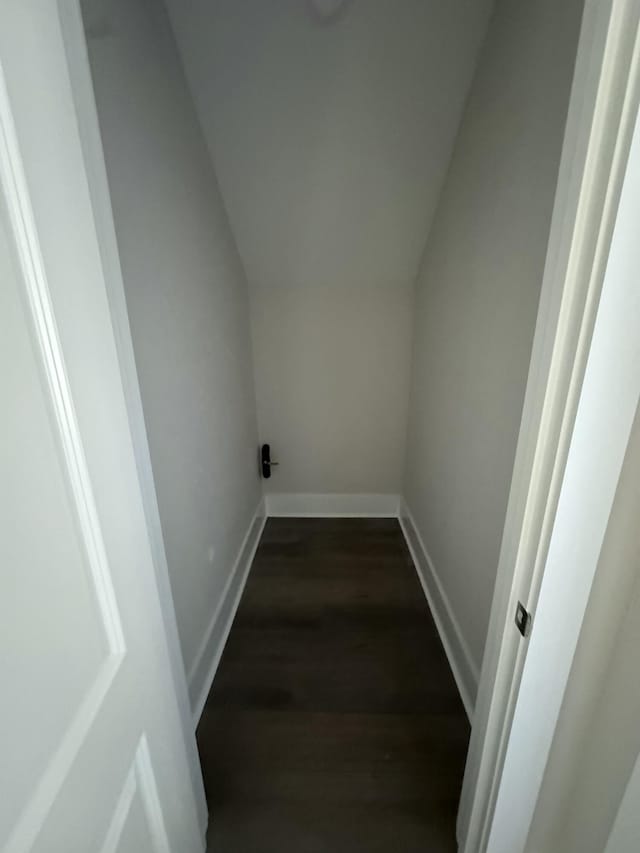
top-left (458, 1), bottom-right (640, 850)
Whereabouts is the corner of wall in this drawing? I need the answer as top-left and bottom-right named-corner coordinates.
top-left (398, 498), bottom-right (479, 720)
top-left (188, 497), bottom-right (266, 725)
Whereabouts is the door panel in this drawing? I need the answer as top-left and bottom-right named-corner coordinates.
top-left (0, 3), bottom-right (204, 851)
top-left (0, 186), bottom-right (115, 845)
top-left (99, 743), bottom-right (169, 853)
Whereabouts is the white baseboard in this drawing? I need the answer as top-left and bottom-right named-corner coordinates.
top-left (188, 499), bottom-right (267, 725)
top-left (398, 499), bottom-right (479, 721)
top-left (265, 492), bottom-right (400, 518)
top-left (187, 492), bottom-right (476, 727)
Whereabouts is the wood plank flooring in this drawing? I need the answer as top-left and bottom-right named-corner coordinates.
top-left (197, 518), bottom-right (470, 852)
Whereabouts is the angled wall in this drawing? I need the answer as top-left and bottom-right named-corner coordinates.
top-left (403, 0), bottom-right (584, 695)
top-left (82, 0), bottom-right (261, 700)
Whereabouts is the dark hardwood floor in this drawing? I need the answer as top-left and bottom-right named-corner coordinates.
top-left (198, 518), bottom-right (470, 852)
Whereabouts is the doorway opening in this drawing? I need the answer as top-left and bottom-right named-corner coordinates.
top-left (4, 0), bottom-right (632, 851)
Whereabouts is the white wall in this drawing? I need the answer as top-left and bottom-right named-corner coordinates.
top-left (82, 0), bottom-right (261, 679)
top-left (404, 0), bottom-right (584, 677)
top-left (165, 0), bottom-right (494, 496)
top-left (525, 405), bottom-right (640, 853)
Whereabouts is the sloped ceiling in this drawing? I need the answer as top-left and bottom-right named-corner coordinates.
top-left (165, 0), bottom-right (495, 297)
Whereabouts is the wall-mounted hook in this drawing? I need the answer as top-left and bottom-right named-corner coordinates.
top-left (261, 444), bottom-right (279, 479)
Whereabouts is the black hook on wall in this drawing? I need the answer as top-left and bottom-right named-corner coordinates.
top-left (261, 444), bottom-right (279, 479)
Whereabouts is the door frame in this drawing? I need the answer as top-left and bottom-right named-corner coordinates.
top-left (458, 0), bottom-right (640, 850)
top-left (23, 0), bottom-right (640, 848)
top-left (55, 0), bottom-right (208, 835)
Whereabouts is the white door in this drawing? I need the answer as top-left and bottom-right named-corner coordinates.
top-left (0, 4), bottom-right (205, 852)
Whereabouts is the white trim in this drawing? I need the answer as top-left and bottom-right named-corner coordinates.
top-left (188, 500), bottom-right (267, 725)
top-left (459, 2), bottom-right (640, 850)
top-left (487, 50), bottom-right (640, 853)
top-left (265, 492), bottom-right (400, 518)
top-left (100, 735), bottom-right (171, 853)
top-left (134, 735), bottom-right (173, 853)
top-left (99, 749), bottom-right (138, 853)
top-left (4, 657), bottom-right (122, 853)
top-left (398, 501), bottom-right (478, 721)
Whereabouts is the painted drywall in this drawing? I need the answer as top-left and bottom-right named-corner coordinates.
top-left (83, 0), bottom-right (261, 679)
top-left (526, 403), bottom-right (640, 853)
top-left (403, 0), bottom-right (584, 677)
top-left (165, 0), bottom-right (494, 495)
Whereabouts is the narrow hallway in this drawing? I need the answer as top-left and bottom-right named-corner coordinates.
top-left (197, 519), bottom-right (469, 851)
